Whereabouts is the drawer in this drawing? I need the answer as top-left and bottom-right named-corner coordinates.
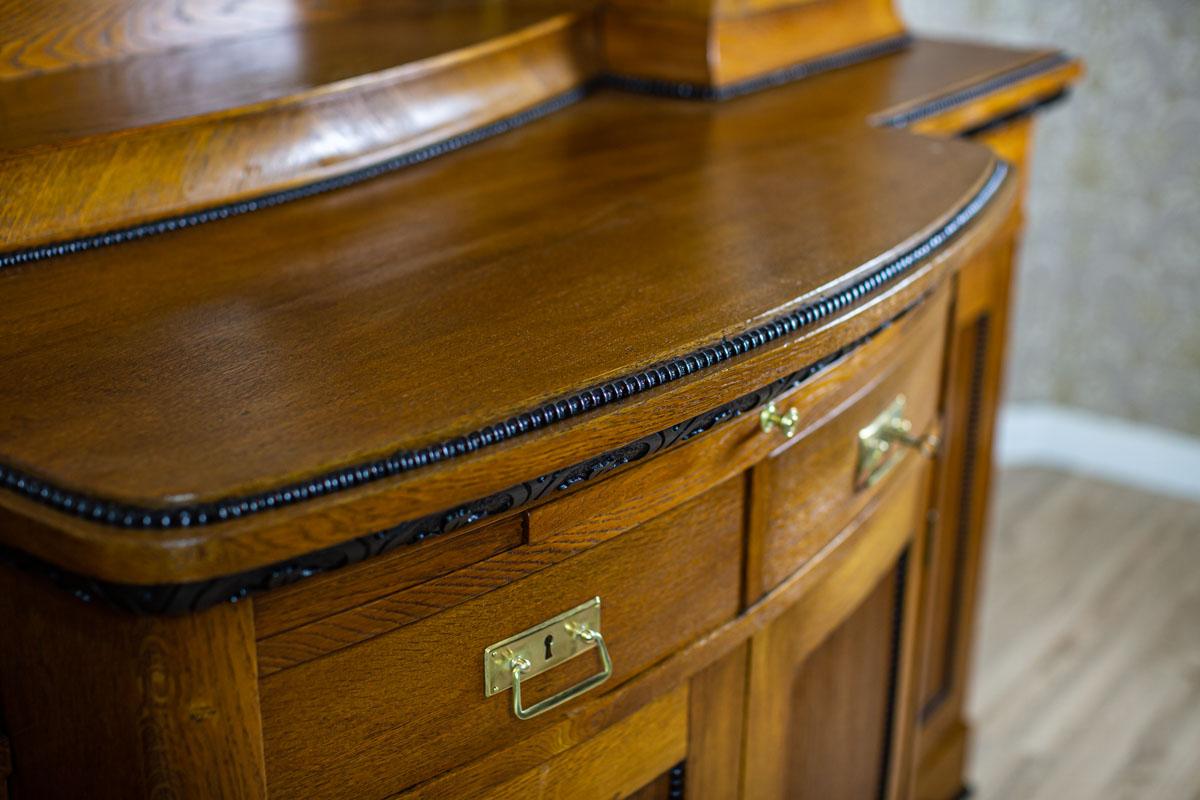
top-left (259, 477), bottom-right (743, 800)
top-left (747, 293), bottom-right (947, 598)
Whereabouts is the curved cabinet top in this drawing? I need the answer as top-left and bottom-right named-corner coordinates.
top-left (0, 38), bottom-right (1079, 591)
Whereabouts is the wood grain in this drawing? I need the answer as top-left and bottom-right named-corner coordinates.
top-left (742, 460), bottom-right (929, 800)
top-left (687, 644), bottom-right (749, 800)
top-left (473, 684), bottom-right (688, 800)
top-left (0, 34), bottom-right (1086, 591)
top-left (603, 0), bottom-right (902, 87)
top-left (0, 12), bottom-right (1085, 800)
top-left (746, 280), bottom-right (945, 600)
top-left (0, 0), bottom-right (383, 79)
top-left (785, 565), bottom-right (901, 799)
top-left (0, 107), bottom-right (993, 508)
top-left (0, 5), bottom-right (595, 254)
top-left (258, 478), bottom-right (742, 798)
top-left (0, 565), bottom-right (267, 800)
top-left (0, 140), bottom-right (1008, 584)
top-left (256, 288), bottom-right (947, 673)
top-left (252, 514), bottom-right (525, 638)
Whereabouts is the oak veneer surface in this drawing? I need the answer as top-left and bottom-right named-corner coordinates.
top-left (0, 0), bottom-right (470, 79)
top-left (0, 36), bottom-right (1078, 590)
top-left (0, 2), bottom-right (594, 255)
top-left (258, 478), bottom-right (741, 798)
top-left (0, 63), bottom-right (1004, 506)
top-left (0, 2), bottom-right (586, 151)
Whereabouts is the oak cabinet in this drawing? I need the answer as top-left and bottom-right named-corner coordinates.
top-left (0, 3), bottom-right (1077, 798)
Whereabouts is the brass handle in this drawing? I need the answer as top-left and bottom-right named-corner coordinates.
top-left (877, 419), bottom-right (941, 458)
top-left (760, 402), bottom-right (800, 438)
top-left (856, 395), bottom-right (939, 489)
top-left (509, 626), bottom-right (612, 720)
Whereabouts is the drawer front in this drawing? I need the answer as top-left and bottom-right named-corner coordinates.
top-left (259, 477), bottom-right (743, 800)
top-left (749, 295), bottom-right (946, 597)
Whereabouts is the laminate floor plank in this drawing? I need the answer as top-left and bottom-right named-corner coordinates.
top-left (969, 467), bottom-right (1200, 800)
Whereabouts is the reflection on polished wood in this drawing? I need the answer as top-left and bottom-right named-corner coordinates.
top-left (0, 4), bottom-right (1079, 798)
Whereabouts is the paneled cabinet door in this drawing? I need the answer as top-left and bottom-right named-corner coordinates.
top-left (742, 463), bottom-right (930, 800)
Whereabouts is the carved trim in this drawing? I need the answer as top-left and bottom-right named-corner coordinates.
top-left (602, 35), bottom-right (912, 101)
top-left (0, 308), bottom-right (905, 614)
top-left (0, 162), bottom-right (1008, 535)
top-left (0, 87), bottom-right (587, 270)
top-left (920, 314), bottom-right (991, 722)
top-left (875, 52), bottom-right (1073, 128)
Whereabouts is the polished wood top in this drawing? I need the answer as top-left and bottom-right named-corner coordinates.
top-left (0, 1), bottom-right (594, 254)
top-left (0, 36), bottom-right (1078, 587)
top-left (0, 2), bottom-right (583, 152)
top-left (1, 65), bottom-right (993, 507)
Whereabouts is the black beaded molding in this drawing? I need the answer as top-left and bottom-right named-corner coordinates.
top-left (667, 761), bottom-right (687, 799)
top-left (0, 87), bottom-right (587, 270)
top-left (959, 88), bottom-right (1070, 139)
top-left (876, 52), bottom-right (1073, 128)
top-left (602, 34), bottom-right (912, 101)
top-left (0, 307), bottom-right (911, 613)
top-left (0, 162), bottom-right (1008, 536)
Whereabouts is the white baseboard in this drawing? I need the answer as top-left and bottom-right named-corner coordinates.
top-left (995, 403), bottom-right (1200, 501)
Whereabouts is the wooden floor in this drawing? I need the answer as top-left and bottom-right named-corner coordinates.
top-left (967, 467), bottom-right (1200, 800)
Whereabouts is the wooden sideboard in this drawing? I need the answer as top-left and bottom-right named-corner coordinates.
top-left (0, 2), bottom-right (1079, 797)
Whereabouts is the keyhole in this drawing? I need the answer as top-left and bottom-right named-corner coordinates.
top-left (544, 634), bottom-right (555, 660)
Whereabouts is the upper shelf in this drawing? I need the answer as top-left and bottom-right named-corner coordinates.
top-left (0, 0), bottom-right (595, 255)
top-left (0, 0), bottom-right (1082, 261)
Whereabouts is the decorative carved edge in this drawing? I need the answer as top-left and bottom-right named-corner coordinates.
top-left (0, 86), bottom-right (587, 270)
top-left (601, 34), bottom-right (912, 101)
top-left (875, 52), bottom-right (1073, 128)
top-left (920, 314), bottom-right (990, 723)
top-left (0, 163), bottom-right (1009, 534)
top-left (0, 304), bottom-right (917, 614)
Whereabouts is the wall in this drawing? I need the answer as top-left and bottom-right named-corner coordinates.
top-left (901, 0), bottom-right (1200, 436)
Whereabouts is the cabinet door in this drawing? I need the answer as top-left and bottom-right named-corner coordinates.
top-left (743, 463), bottom-right (929, 800)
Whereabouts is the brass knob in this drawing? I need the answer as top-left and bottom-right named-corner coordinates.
top-left (760, 402), bottom-right (800, 438)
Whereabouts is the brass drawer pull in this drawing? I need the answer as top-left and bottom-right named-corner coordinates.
top-left (760, 402), bottom-right (800, 438)
top-left (856, 394), bottom-right (940, 489)
top-left (484, 597), bottom-right (613, 720)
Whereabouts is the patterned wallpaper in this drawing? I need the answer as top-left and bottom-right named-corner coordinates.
top-left (900, 0), bottom-right (1200, 436)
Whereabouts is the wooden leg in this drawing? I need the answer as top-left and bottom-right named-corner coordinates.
top-left (0, 566), bottom-right (267, 800)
